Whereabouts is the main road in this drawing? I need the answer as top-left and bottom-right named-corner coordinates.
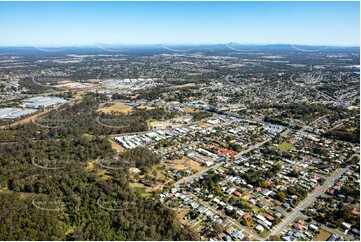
top-left (174, 137), bottom-right (272, 188)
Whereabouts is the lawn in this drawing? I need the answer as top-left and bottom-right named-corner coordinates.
top-left (277, 142), bottom-right (294, 151)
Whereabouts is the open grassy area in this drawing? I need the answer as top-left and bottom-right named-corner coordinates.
top-left (148, 165), bottom-right (166, 180)
top-left (138, 105), bottom-right (155, 110)
top-left (131, 185), bottom-right (153, 198)
top-left (183, 107), bottom-right (199, 113)
top-left (85, 161), bottom-right (95, 171)
top-left (98, 103), bottom-right (133, 114)
top-left (347, 105), bottom-right (359, 110)
top-left (149, 120), bottom-right (172, 129)
top-left (314, 228), bottom-right (331, 241)
top-left (168, 156), bottom-right (205, 172)
top-left (95, 169), bottom-right (111, 180)
top-left (177, 209), bottom-right (191, 225)
top-left (277, 142), bottom-right (294, 151)
top-left (73, 91), bottom-right (85, 100)
top-left (109, 138), bottom-right (125, 153)
top-left (199, 122), bottom-right (210, 127)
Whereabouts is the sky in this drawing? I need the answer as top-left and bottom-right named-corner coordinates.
top-left (0, 1), bottom-right (359, 46)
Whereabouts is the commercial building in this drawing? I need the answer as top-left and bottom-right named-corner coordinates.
top-left (23, 96), bottom-right (67, 109)
top-left (0, 108), bottom-right (37, 119)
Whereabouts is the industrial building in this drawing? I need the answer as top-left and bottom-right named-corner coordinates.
top-left (0, 108), bottom-right (37, 119)
top-left (23, 96), bottom-right (67, 109)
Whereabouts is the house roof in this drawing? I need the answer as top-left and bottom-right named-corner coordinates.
top-left (294, 223), bottom-right (303, 230)
top-left (233, 191), bottom-right (241, 197)
top-left (232, 231), bottom-right (245, 239)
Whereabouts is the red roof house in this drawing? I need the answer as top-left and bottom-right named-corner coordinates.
top-left (294, 223), bottom-right (303, 230)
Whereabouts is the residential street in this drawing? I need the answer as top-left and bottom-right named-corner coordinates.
top-left (268, 167), bottom-right (349, 238)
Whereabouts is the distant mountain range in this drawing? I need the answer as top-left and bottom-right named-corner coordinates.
top-left (0, 43), bottom-right (359, 55)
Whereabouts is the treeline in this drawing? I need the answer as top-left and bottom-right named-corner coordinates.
top-left (120, 146), bottom-right (161, 172)
top-left (0, 95), bottom-right (179, 143)
top-left (192, 111), bottom-right (213, 121)
top-left (263, 102), bottom-right (355, 123)
top-left (0, 93), bottom-right (197, 240)
top-left (0, 164), bottom-right (197, 240)
top-left (323, 129), bottom-right (360, 143)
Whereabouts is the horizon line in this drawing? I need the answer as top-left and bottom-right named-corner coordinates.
top-left (0, 43), bottom-right (359, 48)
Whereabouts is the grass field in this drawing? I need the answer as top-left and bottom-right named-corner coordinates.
top-left (85, 161), bottom-right (95, 171)
top-left (347, 105), bottom-right (359, 110)
top-left (130, 184), bottom-right (153, 197)
top-left (198, 122), bottom-right (210, 127)
top-left (98, 103), bottom-right (133, 114)
top-left (314, 228), bottom-right (331, 241)
top-left (138, 105), bottom-right (155, 110)
top-left (73, 91), bottom-right (85, 100)
top-left (183, 107), bottom-right (199, 113)
top-left (277, 142), bottom-right (294, 151)
top-left (149, 120), bottom-right (172, 129)
top-left (168, 156), bottom-right (205, 172)
top-left (109, 138), bottom-right (125, 153)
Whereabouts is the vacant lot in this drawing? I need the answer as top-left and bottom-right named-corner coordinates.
top-left (98, 103), bottom-right (133, 114)
top-left (198, 122), bottom-right (210, 127)
top-left (149, 120), bottom-right (172, 129)
top-left (347, 105), bottom-right (359, 110)
top-left (138, 105), bottom-right (155, 110)
top-left (109, 138), bottom-right (125, 153)
top-left (314, 228), bottom-right (331, 241)
top-left (168, 156), bottom-right (205, 172)
top-left (73, 91), bottom-right (85, 100)
top-left (183, 108), bottom-right (198, 113)
top-left (277, 142), bottom-right (294, 151)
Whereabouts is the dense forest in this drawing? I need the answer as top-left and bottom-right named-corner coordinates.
top-left (0, 94), bottom-right (196, 240)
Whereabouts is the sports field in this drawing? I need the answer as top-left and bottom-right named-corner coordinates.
top-left (277, 142), bottom-right (294, 151)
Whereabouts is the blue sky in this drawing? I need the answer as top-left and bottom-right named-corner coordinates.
top-left (0, 1), bottom-right (359, 46)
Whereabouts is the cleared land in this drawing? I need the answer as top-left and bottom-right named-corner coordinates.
top-left (183, 107), bottom-right (199, 113)
top-left (347, 105), bottom-right (359, 110)
top-left (85, 161), bottom-right (95, 171)
top-left (199, 122), bottom-right (210, 128)
top-left (277, 142), bottom-right (294, 151)
top-left (168, 156), bottom-right (205, 172)
top-left (138, 105), bottom-right (155, 110)
top-left (74, 91), bottom-right (85, 100)
top-left (98, 103), bottom-right (133, 114)
top-left (314, 228), bottom-right (331, 241)
top-left (109, 138), bottom-right (125, 153)
top-left (149, 120), bottom-right (172, 129)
